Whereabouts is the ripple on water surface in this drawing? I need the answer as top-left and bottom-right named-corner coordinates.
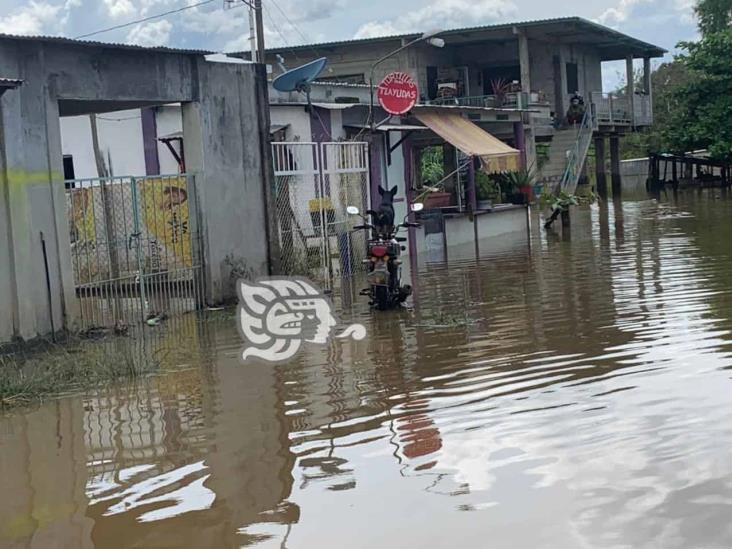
top-left (4, 194), bottom-right (732, 548)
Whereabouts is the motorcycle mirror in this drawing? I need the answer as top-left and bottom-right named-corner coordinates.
top-left (411, 203), bottom-right (425, 212)
top-left (346, 206), bottom-right (360, 215)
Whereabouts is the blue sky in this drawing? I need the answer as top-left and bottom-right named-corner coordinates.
top-left (0, 0), bottom-right (699, 88)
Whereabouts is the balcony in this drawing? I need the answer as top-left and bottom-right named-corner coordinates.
top-left (423, 91), bottom-right (549, 110)
top-left (591, 92), bottom-right (653, 127)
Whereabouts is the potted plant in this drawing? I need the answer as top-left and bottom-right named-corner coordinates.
top-left (496, 167), bottom-right (537, 204)
top-left (475, 171), bottom-right (499, 210)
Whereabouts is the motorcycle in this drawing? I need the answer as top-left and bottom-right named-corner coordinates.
top-left (347, 203), bottom-right (424, 310)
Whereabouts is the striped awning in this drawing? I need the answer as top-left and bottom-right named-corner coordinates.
top-left (413, 110), bottom-right (521, 173)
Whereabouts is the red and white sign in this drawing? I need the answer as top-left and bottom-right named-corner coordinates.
top-left (377, 72), bottom-right (418, 115)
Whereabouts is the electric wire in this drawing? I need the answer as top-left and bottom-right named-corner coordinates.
top-left (74, 0), bottom-right (216, 40)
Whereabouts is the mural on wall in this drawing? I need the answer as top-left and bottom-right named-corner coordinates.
top-left (140, 177), bottom-right (193, 270)
top-left (67, 176), bottom-right (194, 286)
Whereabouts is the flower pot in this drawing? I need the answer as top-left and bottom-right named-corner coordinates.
top-left (509, 192), bottom-right (526, 205)
top-left (477, 199), bottom-right (493, 210)
top-left (423, 192), bottom-right (453, 209)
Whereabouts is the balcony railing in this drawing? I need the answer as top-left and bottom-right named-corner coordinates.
top-left (590, 92), bottom-right (653, 127)
top-left (424, 92), bottom-right (549, 109)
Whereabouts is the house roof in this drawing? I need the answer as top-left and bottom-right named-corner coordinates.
top-left (234, 17), bottom-right (666, 61)
top-left (0, 33), bottom-right (212, 55)
top-left (0, 77), bottom-right (23, 88)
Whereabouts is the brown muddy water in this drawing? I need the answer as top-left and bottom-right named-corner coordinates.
top-left (4, 190), bottom-right (732, 548)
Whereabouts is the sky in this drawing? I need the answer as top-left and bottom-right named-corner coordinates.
top-left (0, 0), bottom-right (700, 88)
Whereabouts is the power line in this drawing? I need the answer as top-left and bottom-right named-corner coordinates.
top-left (74, 0), bottom-right (216, 40)
top-left (268, 0), bottom-right (323, 61)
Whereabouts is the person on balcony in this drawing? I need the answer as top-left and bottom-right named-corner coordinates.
top-left (566, 91), bottom-right (586, 125)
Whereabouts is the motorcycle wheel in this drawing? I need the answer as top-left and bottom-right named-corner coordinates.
top-left (373, 285), bottom-right (390, 310)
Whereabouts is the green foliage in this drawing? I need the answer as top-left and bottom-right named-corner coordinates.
top-left (490, 167), bottom-right (538, 199)
top-left (475, 171), bottom-right (500, 200)
top-left (420, 146), bottom-right (444, 186)
top-left (539, 190), bottom-right (596, 212)
top-left (0, 339), bottom-right (158, 408)
top-left (665, 28), bottom-right (732, 161)
top-left (619, 61), bottom-right (692, 159)
top-left (695, 0), bottom-right (732, 36)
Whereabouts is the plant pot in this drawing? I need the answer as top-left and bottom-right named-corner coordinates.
top-left (509, 192), bottom-right (526, 205)
top-left (519, 185), bottom-right (534, 202)
top-left (423, 192), bottom-right (453, 209)
top-left (477, 199), bottom-right (493, 210)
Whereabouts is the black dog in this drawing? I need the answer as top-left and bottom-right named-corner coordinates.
top-left (367, 185), bottom-right (397, 236)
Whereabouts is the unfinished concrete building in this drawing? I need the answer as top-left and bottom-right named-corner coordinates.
top-left (0, 35), bottom-right (273, 344)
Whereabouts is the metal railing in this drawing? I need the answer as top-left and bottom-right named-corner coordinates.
top-left (558, 107), bottom-right (596, 195)
top-left (271, 142), bottom-right (370, 292)
top-left (65, 174), bottom-right (203, 330)
top-left (424, 92), bottom-right (549, 109)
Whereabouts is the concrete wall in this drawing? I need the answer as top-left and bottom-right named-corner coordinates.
top-left (0, 37), bottom-right (271, 343)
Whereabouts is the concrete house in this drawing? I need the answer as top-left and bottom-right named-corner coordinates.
top-left (244, 17), bottom-right (666, 194)
top-left (0, 35), bottom-right (273, 343)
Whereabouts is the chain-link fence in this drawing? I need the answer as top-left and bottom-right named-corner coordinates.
top-left (271, 142), bottom-right (370, 291)
top-left (66, 174), bottom-right (203, 330)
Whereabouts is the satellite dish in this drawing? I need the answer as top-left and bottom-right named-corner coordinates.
top-left (273, 57), bottom-right (328, 107)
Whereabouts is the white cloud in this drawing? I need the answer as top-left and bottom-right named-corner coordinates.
top-left (354, 0), bottom-right (518, 39)
top-left (126, 19), bottom-right (172, 46)
top-left (103, 0), bottom-right (136, 18)
top-left (0, 1), bottom-right (64, 35)
top-left (597, 0), bottom-right (653, 26)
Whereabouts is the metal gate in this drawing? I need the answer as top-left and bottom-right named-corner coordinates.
top-left (271, 141), bottom-right (370, 291)
top-left (65, 174), bottom-right (203, 330)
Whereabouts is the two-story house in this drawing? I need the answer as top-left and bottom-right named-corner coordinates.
top-left (245, 17), bottom-right (666, 196)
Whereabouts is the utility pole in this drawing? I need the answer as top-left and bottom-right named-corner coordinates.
top-left (254, 0), bottom-right (265, 64)
top-left (248, 2), bottom-right (257, 62)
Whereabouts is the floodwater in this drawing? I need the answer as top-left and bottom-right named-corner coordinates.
top-left (5, 190), bottom-right (732, 548)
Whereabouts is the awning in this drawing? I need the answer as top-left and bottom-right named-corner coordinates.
top-left (413, 110), bottom-right (521, 174)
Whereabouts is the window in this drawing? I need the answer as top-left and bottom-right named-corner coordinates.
top-left (63, 155), bottom-right (75, 188)
top-left (566, 63), bottom-right (579, 94)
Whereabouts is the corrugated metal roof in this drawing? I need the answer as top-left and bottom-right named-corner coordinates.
top-left (234, 17), bottom-right (666, 57)
top-left (0, 77), bottom-right (23, 87)
top-left (0, 33), bottom-right (212, 55)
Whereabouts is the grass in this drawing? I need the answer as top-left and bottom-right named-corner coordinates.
top-left (0, 337), bottom-right (160, 408)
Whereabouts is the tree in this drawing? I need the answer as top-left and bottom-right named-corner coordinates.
top-left (665, 29), bottom-right (732, 161)
top-left (695, 0), bottom-right (732, 36)
top-left (619, 61), bottom-right (691, 159)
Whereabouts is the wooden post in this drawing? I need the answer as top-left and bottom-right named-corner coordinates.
top-left (610, 135), bottom-right (621, 197)
top-left (595, 136), bottom-right (607, 198)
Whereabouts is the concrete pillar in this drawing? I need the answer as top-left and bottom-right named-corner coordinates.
top-left (182, 61), bottom-right (274, 304)
top-left (513, 121), bottom-right (526, 167)
top-left (643, 58), bottom-right (652, 95)
top-left (626, 55), bottom-right (636, 126)
top-left (515, 29), bottom-right (537, 171)
top-left (595, 136), bottom-right (607, 198)
top-left (0, 53), bottom-right (77, 340)
top-left (610, 136), bottom-right (622, 197)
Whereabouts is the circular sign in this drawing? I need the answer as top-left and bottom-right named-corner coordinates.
top-left (377, 72), bottom-right (418, 115)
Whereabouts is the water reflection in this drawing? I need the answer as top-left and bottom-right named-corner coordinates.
top-left (5, 191), bottom-right (732, 547)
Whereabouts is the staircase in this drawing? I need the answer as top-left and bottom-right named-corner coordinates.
top-left (538, 109), bottom-right (595, 195)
